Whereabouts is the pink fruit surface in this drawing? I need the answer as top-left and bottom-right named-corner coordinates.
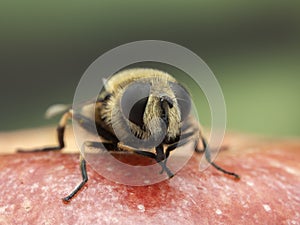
top-left (0, 128), bottom-right (299, 225)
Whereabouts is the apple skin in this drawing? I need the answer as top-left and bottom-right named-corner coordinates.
top-left (0, 131), bottom-right (299, 225)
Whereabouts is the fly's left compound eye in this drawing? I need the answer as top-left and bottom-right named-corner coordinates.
top-left (170, 82), bottom-right (191, 121)
top-left (120, 82), bottom-right (150, 128)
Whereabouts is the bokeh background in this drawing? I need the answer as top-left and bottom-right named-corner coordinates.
top-left (0, 1), bottom-right (299, 137)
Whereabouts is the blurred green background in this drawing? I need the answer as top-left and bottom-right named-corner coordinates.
top-left (0, 1), bottom-right (299, 137)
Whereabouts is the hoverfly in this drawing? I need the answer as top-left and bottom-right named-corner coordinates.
top-left (18, 68), bottom-right (239, 202)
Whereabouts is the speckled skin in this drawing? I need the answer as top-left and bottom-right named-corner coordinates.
top-left (0, 131), bottom-right (299, 225)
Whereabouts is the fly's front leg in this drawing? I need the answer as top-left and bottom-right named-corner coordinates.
top-left (123, 144), bottom-right (174, 178)
top-left (165, 131), bottom-right (196, 161)
top-left (158, 131), bottom-right (197, 177)
top-left (155, 144), bottom-right (174, 178)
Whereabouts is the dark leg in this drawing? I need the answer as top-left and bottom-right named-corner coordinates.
top-left (160, 131), bottom-right (196, 175)
top-left (134, 150), bottom-right (157, 159)
top-left (165, 131), bottom-right (195, 158)
top-left (133, 146), bottom-right (174, 178)
top-left (197, 137), bottom-right (240, 179)
top-left (62, 155), bottom-right (88, 203)
top-left (62, 140), bottom-right (121, 203)
top-left (155, 144), bottom-right (174, 178)
top-left (133, 131), bottom-right (194, 179)
top-left (85, 141), bottom-right (118, 152)
top-left (17, 111), bottom-right (72, 152)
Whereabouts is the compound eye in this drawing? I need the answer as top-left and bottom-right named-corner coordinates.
top-left (170, 82), bottom-right (191, 121)
top-left (120, 82), bottom-right (150, 128)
